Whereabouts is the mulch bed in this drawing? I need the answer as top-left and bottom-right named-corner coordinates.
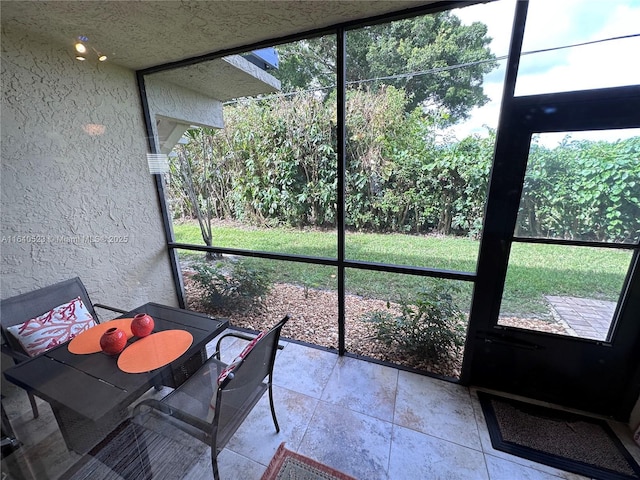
top-left (183, 273), bottom-right (568, 379)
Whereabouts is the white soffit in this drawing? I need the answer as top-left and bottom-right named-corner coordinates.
top-left (149, 55), bottom-right (281, 102)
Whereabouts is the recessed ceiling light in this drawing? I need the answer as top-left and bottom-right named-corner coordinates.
top-left (73, 36), bottom-right (107, 63)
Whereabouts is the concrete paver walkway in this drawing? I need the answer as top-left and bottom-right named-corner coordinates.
top-left (545, 295), bottom-right (617, 341)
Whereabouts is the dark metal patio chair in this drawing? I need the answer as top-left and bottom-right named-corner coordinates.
top-left (59, 315), bottom-right (289, 480)
top-left (125, 315), bottom-right (290, 480)
top-left (0, 277), bottom-right (126, 418)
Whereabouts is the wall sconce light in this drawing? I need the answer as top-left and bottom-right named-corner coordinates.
top-left (74, 36), bottom-right (107, 63)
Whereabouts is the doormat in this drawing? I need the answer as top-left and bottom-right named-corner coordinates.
top-left (478, 391), bottom-right (640, 480)
top-left (261, 442), bottom-right (357, 480)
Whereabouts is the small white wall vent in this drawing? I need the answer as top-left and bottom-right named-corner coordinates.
top-left (146, 153), bottom-right (169, 174)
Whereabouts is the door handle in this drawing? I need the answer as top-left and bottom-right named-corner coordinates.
top-left (477, 332), bottom-right (542, 350)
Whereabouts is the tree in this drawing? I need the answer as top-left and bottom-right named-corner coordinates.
top-left (170, 128), bottom-right (234, 259)
top-left (273, 35), bottom-right (336, 92)
top-left (273, 11), bottom-right (496, 123)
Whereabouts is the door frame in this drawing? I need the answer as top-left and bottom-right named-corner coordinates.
top-left (462, 84), bottom-right (640, 420)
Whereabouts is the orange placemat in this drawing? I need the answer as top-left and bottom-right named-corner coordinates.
top-left (68, 319), bottom-right (134, 354)
top-left (117, 330), bottom-right (193, 374)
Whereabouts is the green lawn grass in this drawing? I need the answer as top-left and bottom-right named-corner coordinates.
top-left (174, 222), bottom-right (630, 317)
top-left (500, 243), bottom-right (630, 317)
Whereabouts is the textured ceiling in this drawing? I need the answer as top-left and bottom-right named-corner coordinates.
top-left (1, 0), bottom-right (437, 71)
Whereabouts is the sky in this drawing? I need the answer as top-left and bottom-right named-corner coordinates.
top-left (448, 0), bottom-right (640, 146)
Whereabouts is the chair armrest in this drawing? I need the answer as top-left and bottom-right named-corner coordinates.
top-left (218, 331), bottom-right (255, 343)
top-left (215, 332), bottom-right (253, 358)
top-left (93, 303), bottom-right (129, 314)
top-left (1, 343), bottom-right (30, 363)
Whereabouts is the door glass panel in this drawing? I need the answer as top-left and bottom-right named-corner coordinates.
top-left (502, 128), bottom-right (638, 340)
top-left (516, 129), bottom-right (640, 244)
top-left (497, 243), bottom-right (633, 341)
top-left (515, 0), bottom-right (640, 96)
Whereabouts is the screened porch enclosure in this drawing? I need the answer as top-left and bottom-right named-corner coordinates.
top-left (150, 0), bottom-right (640, 422)
top-left (2, 0), bottom-right (640, 478)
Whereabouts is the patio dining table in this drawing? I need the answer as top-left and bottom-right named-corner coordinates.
top-left (4, 303), bottom-right (228, 454)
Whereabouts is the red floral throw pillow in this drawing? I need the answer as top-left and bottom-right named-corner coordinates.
top-left (7, 297), bottom-right (97, 357)
top-left (238, 330), bottom-right (267, 359)
top-left (216, 330), bottom-right (267, 386)
top-left (216, 358), bottom-right (241, 388)
top-left (209, 330), bottom-right (269, 422)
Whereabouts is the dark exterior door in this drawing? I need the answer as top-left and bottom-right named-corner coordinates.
top-left (464, 85), bottom-right (640, 420)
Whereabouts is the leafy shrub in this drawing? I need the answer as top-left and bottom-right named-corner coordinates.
top-left (364, 282), bottom-right (467, 361)
top-left (518, 136), bottom-right (640, 243)
top-left (191, 259), bottom-right (272, 312)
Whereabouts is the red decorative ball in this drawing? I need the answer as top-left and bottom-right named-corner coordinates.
top-left (131, 313), bottom-right (154, 338)
top-left (100, 327), bottom-right (127, 355)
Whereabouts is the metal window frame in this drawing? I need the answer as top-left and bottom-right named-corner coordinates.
top-left (136, 0), bottom-right (522, 365)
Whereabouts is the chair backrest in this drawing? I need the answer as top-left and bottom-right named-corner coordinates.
top-left (0, 277), bottom-right (98, 357)
top-left (224, 316), bottom-right (288, 389)
top-left (213, 315), bottom-right (289, 443)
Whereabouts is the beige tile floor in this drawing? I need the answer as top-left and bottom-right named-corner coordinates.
top-left (2, 335), bottom-right (640, 480)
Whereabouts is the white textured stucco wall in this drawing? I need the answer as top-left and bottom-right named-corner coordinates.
top-left (1, 28), bottom-right (177, 309)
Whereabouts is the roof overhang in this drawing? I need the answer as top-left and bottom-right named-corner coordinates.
top-left (149, 55), bottom-right (281, 102)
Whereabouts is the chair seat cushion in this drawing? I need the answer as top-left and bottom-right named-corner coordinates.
top-left (7, 296), bottom-right (97, 357)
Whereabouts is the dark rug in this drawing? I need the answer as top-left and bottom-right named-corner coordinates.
top-left (478, 391), bottom-right (640, 480)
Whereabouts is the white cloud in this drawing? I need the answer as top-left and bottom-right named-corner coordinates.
top-left (449, 0), bottom-right (640, 144)
top-left (454, 0), bottom-right (516, 57)
top-left (515, 2), bottom-right (640, 95)
top-left (515, 36), bottom-right (640, 95)
top-left (521, 0), bottom-right (591, 50)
